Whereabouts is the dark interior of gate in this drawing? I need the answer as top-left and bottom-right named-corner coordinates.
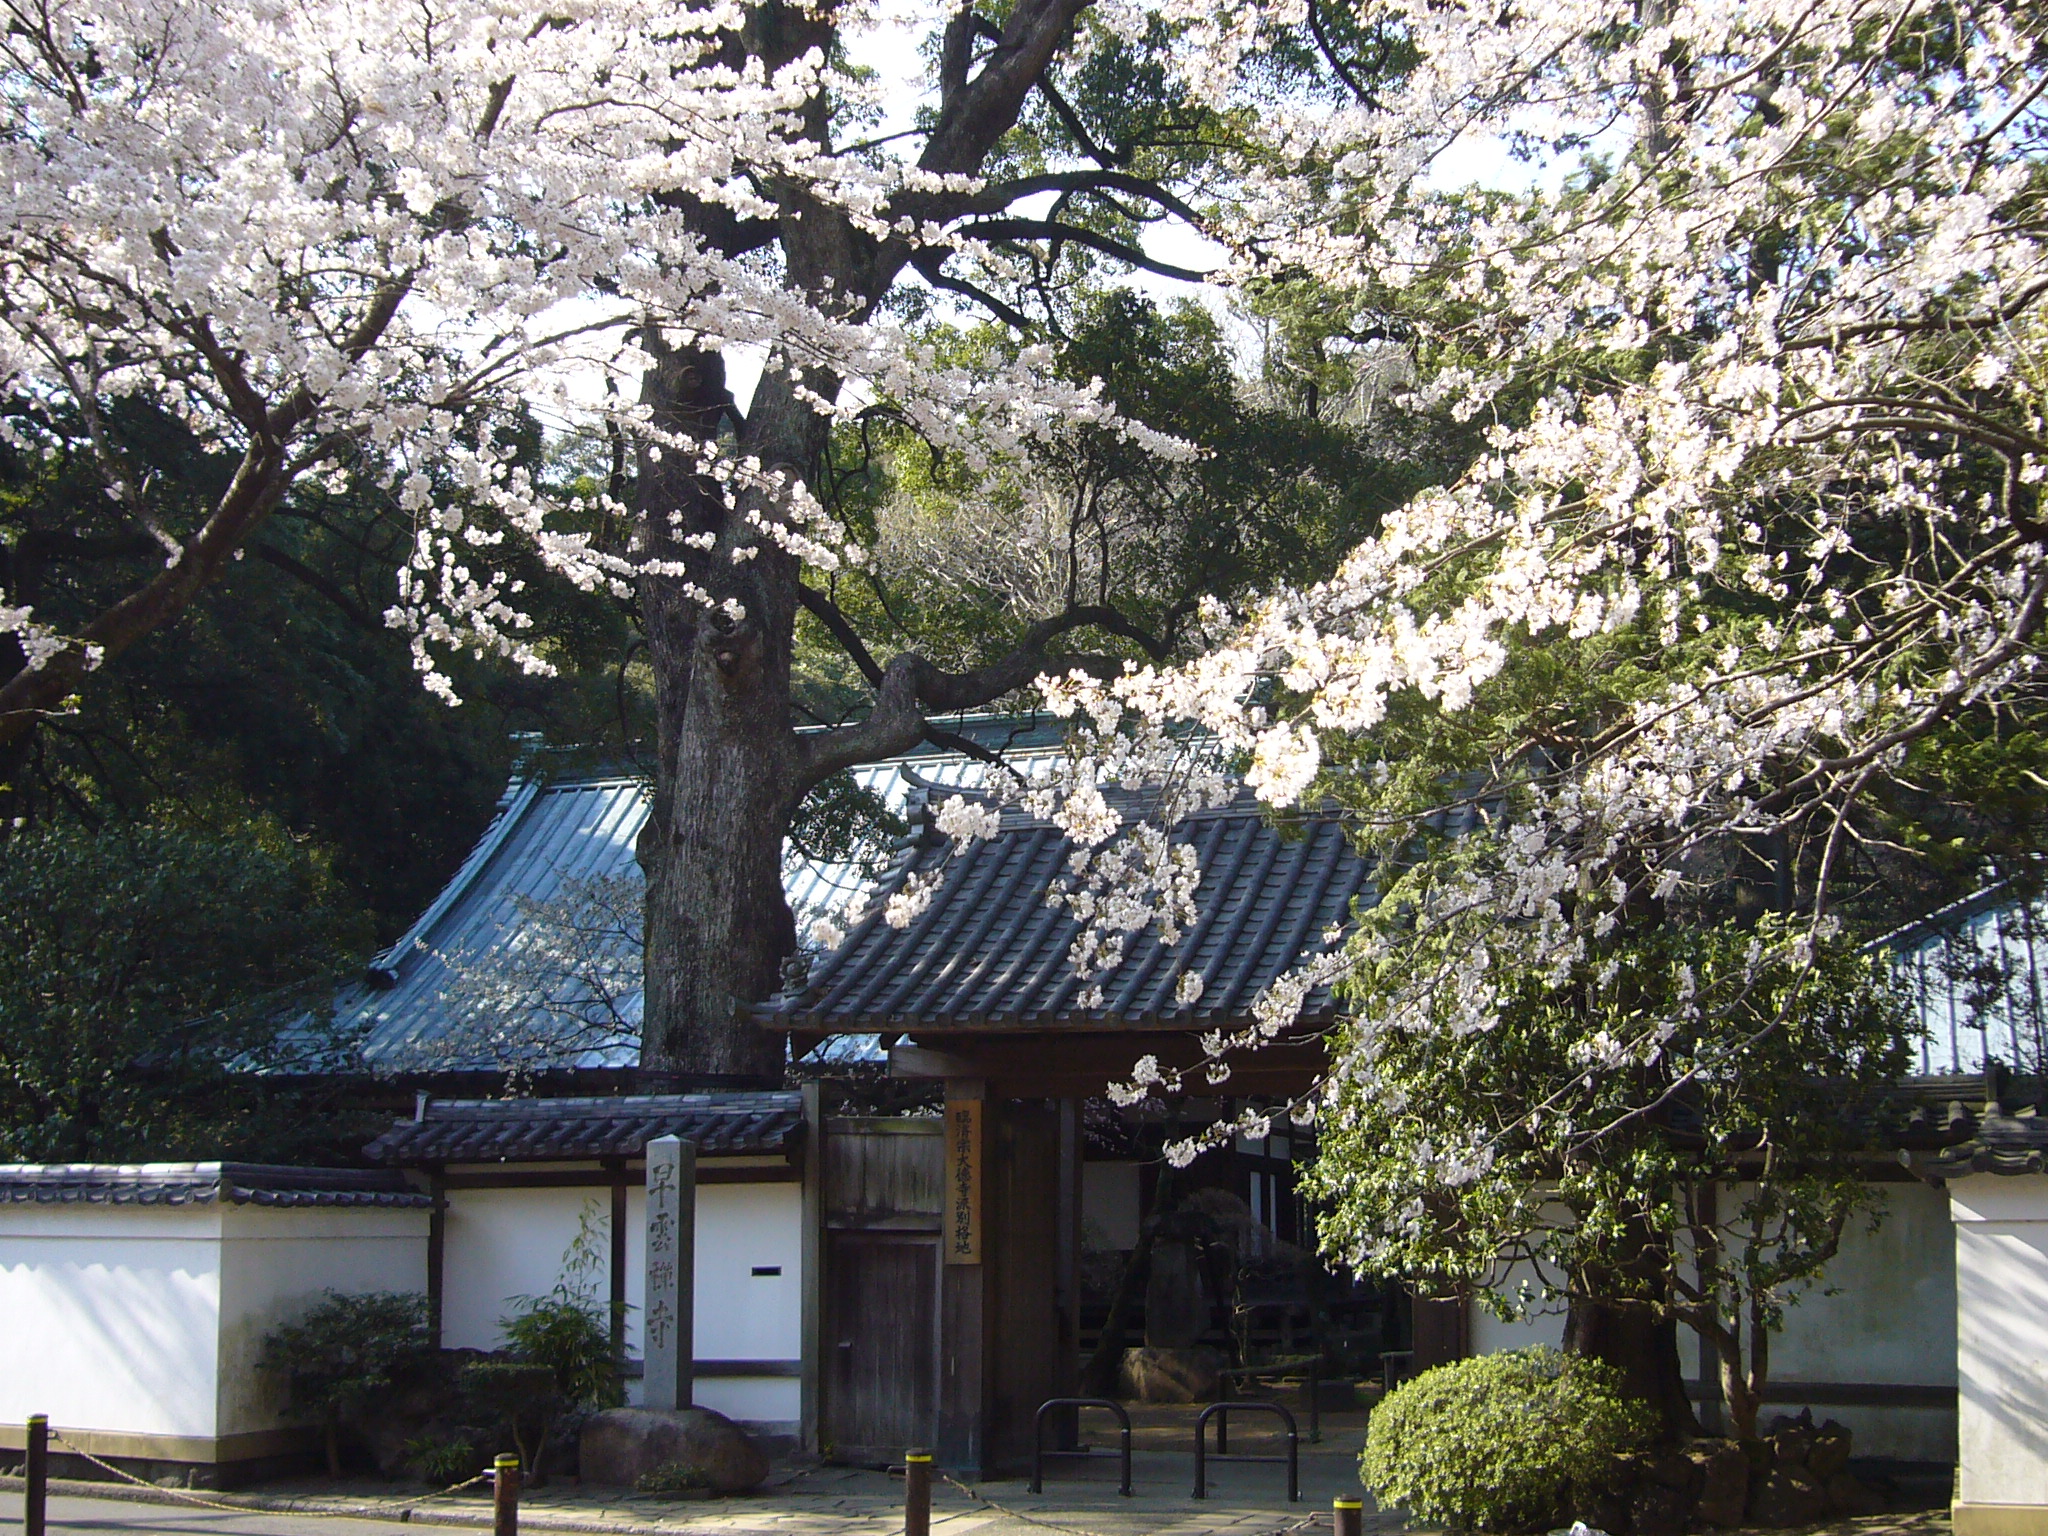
top-left (809, 1094), bottom-right (1412, 1477)
top-left (769, 784), bottom-right (1416, 1477)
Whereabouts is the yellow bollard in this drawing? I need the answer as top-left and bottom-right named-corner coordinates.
top-left (493, 1453), bottom-right (521, 1536)
top-left (904, 1450), bottom-right (933, 1536)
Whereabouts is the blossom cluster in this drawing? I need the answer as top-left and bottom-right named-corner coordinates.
top-left (1008, 0), bottom-right (2045, 1182)
top-left (0, 0), bottom-right (1186, 699)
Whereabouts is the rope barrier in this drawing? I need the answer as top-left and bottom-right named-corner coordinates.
top-left (937, 1470), bottom-right (1329, 1536)
top-left (47, 1428), bottom-right (491, 1521)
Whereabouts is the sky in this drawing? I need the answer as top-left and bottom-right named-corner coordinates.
top-left (525, 1), bottom-right (1588, 427)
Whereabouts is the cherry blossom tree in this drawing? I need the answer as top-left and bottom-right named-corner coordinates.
top-left (907, 0), bottom-right (2046, 1431)
top-left (3, 0), bottom-right (1398, 1079)
top-left (10, 0), bottom-right (2043, 1115)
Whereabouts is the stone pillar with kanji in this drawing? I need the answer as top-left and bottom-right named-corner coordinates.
top-left (643, 1134), bottom-right (696, 1410)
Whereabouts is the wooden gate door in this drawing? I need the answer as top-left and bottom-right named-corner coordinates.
top-left (822, 1230), bottom-right (939, 1461)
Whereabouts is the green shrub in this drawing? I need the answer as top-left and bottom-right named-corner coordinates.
top-left (402, 1433), bottom-right (484, 1488)
top-left (460, 1361), bottom-right (562, 1484)
top-left (259, 1291), bottom-right (430, 1476)
top-left (1361, 1347), bottom-right (1654, 1532)
top-left (635, 1461), bottom-right (711, 1495)
top-left (499, 1198), bottom-right (624, 1413)
top-left (501, 1295), bottom-right (620, 1410)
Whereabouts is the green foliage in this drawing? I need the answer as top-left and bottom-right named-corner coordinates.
top-left (1360, 1348), bottom-right (1653, 1532)
top-left (500, 1198), bottom-right (626, 1410)
top-left (402, 1432), bottom-right (485, 1488)
top-left (459, 1361), bottom-right (563, 1482)
top-left (837, 288), bottom-right (1455, 687)
top-left (1297, 500), bottom-right (1929, 1433)
top-left (1, 397), bottom-right (639, 939)
top-left (260, 1291), bottom-right (430, 1473)
top-left (0, 818), bottom-right (372, 1162)
top-left (500, 1298), bottom-right (619, 1411)
top-left (1313, 919), bottom-right (1913, 1295)
top-left (635, 1461), bottom-right (712, 1495)
top-left (469, 1201), bottom-right (624, 1483)
top-left (788, 770), bottom-right (907, 888)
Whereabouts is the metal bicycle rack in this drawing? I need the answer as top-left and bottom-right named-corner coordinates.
top-left (1220, 1360), bottom-right (1323, 1443)
top-left (1191, 1399), bottom-right (1300, 1502)
top-left (1029, 1397), bottom-right (1134, 1496)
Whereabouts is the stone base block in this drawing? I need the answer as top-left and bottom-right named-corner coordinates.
top-left (1956, 1505), bottom-right (2048, 1536)
top-left (579, 1407), bottom-right (769, 1493)
top-left (1119, 1346), bottom-right (1225, 1404)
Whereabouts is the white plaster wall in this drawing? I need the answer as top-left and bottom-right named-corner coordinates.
top-left (695, 1184), bottom-right (802, 1360)
top-left (616, 1183), bottom-right (802, 1362)
top-left (0, 1204), bottom-right (224, 1438)
top-left (443, 1179), bottom-right (802, 1428)
top-left (1952, 1174), bottom-right (2048, 1507)
top-left (1470, 1256), bottom-right (1567, 1356)
top-left (440, 1187), bottom-right (602, 1351)
top-left (214, 1206), bottom-right (429, 1439)
top-left (692, 1377), bottom-right (800, 1425)
top-left (1731, 1181), bottom-right (1958, 1462)
top-left (622, 1373), bottom-right (802, 1423)
top-left (1083, 1163), bottom-right (1142, 1251)
top-left (623, 1183), bottom-right (645, 1356)
top-left (615, 1181), bottom-right (802, 1428)
top-left (1471, 1183), bottom-right (1957, 1461)
top-left (1765, 1182), bottom-right (1955, 1389)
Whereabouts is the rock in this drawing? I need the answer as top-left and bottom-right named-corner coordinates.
top-left (1749, 1466), bottom-right (1831, 1528)
top-left (1143, 1239), bottom-right (1214, 1348)
top-left (1808, 1420), bottom-right (1852, 1480)
top-left (1120, 1345), bottom-right (1224, 1403)
top-left (1685, 1440), bottom-right (1750, 1528)
top-left (1765, 1410), bottom-right (1817, 1468)
top-left (1632, 1451), bottom-right (1699, 1493)
top-left (1824, 1472), bottom-right (1884, 1517)
top-left (1616, 1451), bottom-right (1696, 1536)
top-left (1627, 1478), bottom-right (1691, 1536)
top-left (1570, 1478), bottom-right (1634, 1536)
top-left (579, 1408), bottom-right (769, 1493)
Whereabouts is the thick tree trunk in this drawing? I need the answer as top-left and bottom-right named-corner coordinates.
top-left (635, 344), bottom-right (817, 1084)
top-left (1564, 1295), bottom-right (1699, 1444)
top-left (1564, 1207), bottom-right (1701, 1444)
top-left (626, 0), bottom-right (1097, 1081)
top-left (635, 678), bottom-right (797, 1083)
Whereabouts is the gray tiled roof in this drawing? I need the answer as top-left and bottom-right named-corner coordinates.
top-left (364, 1091), bottom-right (805, 1164)
top-left (1891, 1067), bottom-right (2048, 1175)
top-left (760, 791), bottom-right (1373, 1032)
top-left (1927, 1115), bottom-right (2048, 1176)
top-left (331, 719), bottom-right (1067, 1071)
top-left (335, 774), bottom-right (648, 1070)
top-left (0, 1163), bottom-right (431, 1208)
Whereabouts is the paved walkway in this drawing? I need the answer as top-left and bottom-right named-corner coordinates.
top-left (3, 1453), bottom-right (1369, 1536)
top-left (1, 1407), bottom-right (1953, 1536)
top-left (2, 1415), bottom-right (1375, 1536)
top-left (0, 1485), bottom-right (1961, 1536)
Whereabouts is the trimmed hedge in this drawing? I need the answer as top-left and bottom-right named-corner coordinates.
top-left (1361, 1346), bottom-right (1654, 1531)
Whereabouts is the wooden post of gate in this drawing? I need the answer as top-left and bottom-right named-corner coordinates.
top-left (493, 1453), bottom-right (520, 1536)
top-left (904, 1450), bottom-right (933, 1536)
top-left (1334, 1497), bottom-right (1363, 1536)
top-left (24, 1414), bottom-right (47, 1536)
top-left (942, 1099), bottom-right (982, 1264)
